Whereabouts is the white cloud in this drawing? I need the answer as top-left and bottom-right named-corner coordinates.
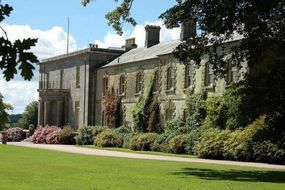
top-left (1, 23), bottom-right (77, 60)
top-left (0, 74), bottom-right (38, 114)
top-left (0, 23), bottom-right (78, 114)
top-left (0, 21), bottom-right (180, 114)
top-left (94, 20), bottom-right (181, 48)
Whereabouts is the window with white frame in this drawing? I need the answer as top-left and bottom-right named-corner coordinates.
top-left (153, 70), bottom-right (159, 92)
top-left (136, 72), bottom-right (143, 93)
top-left (185, 64), bottom-right (193, 88)
top-left (205, 62), bottom-right (214, 87)
top-left (119, 75), bottom-right (126, 95)
top-left (167, 67), bottom-right (175, 90)
top-left (228, 60), bottom-right (239, 84)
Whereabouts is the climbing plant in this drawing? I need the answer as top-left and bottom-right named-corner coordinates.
top-left (102, 87), bottom-right (122, 129)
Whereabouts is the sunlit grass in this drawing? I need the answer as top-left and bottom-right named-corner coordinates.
top-left (0, 145), bottom-right (284, 190)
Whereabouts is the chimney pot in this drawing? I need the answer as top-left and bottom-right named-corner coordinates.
top-left (180, 18), bottom-right (197, 41)
top-left (123, 38), bottom-right (137, 51)
top-left (145, 25), bottom-right (161, 48)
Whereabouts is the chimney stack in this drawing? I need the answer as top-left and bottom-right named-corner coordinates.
top-left (180, 18), bottom-right (197, 41)
top-left (123, 38), bottom-right (137, 51)
top-left (145, 25), bottom-right (161, 48)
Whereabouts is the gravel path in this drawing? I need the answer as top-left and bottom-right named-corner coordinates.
top-left (8, 142), bottom-right (285, 170)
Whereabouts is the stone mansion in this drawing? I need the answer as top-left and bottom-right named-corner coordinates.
top-left (38, 22), bottom-right (244, 128)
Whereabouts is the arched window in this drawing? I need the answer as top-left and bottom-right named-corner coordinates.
top-left (153, 70), bottom-right (159, 92)
top-left (167, 67), bottom-right (175, 90)
top-left (136, 72), bottom-right (143, 93)
top-left (228, 60), bottom-right (238, 84)
top-left (119, 75), bottom-right (126, 95)
top-left (185, 64), bottom-right (193, 88)
top-left (205, 62), bottom-right (214, 87)
top-left (103, 75), bottom-right (109, 96)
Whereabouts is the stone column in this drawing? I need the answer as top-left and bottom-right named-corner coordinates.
top-left (56, 100), bottom-right (64, 127)
top-left (38, 100), bottom-right (44, 126)
top-left (44, 101), bottom-right (51, 126)
top-left (63, 100), bottom-right (69, 125)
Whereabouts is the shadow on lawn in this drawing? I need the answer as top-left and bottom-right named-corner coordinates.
top-left (171, 167), bottom-right (285, 183)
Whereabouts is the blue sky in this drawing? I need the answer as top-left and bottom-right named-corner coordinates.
top-left (4, 0), bottom-right (177, 47)
top-left (1, 0), bottom-right (180, 113)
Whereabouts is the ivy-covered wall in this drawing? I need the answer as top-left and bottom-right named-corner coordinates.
top-left (96, 52), bottom-right (246, 128)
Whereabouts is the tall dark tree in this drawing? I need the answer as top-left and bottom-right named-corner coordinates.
top-left (0, 2), bottom-right (39, 81)
top-left (18, 101), bottom-right (38, 129)
top-left (83, 0), bottom-right (285, 138)
top-left (0, 93), bottom-right (12, 130)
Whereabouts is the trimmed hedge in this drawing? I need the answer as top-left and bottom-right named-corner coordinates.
top-left (130, 133), bottom-right (159, 151)
top-left (75, 126), bottom-right (107, 145)
top-left (168, 135), bottom-right (188, 154)
top-left (5, 127), bottom-right (26, 142)
top-left (194, 128), bottom-right (231, 159)
top-left (32, 126), bottom-right (61, 144)
top-left (59, 126), bottom-right (76, 145)
top-left (94, 130), bottom-right (123, 147)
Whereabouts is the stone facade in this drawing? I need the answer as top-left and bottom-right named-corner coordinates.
top-left (39, 23), bottom-right (245, 129)
top-left (38, 47), bottom-right (124, 128)
top-left (96, 43), bottom-right (245, 128)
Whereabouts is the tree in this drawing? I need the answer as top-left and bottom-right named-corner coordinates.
top-left (18, 101), bottom-right (38, 129)
top-left (0, 2), bottom-right (39, 81)
top-left (83, 0), bottom-right (285, 137)
top-left (82, 0), bottom-right (136, 35)
top-left (0, 93), bottom-right (12, 131)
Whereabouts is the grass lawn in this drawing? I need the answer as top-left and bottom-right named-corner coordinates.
top-left (83, 145), bottom-right (197, 158)
top-left (0, 145), bottom-right (285, 190)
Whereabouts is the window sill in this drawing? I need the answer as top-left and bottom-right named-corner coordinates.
top-left (134, 92), bottom-right (143, 97)
top-left (205, 84), bottom-right (215, 91)
top-left (118, 93), bottom-right (126, 97)
top-left (166, 88), bottom-right (175, 95)
top-left (183, 85), bottom-right (194, 93)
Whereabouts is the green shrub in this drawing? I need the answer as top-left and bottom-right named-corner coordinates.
top-left (164, 119), bottom-right (186, 135)
top-left (253, 141), bottom-right (285, 164)
top-left (194, 128), bottom-right (231, 159)
top-left (184, 128), bottom-right (205, 154)
top-left (168, 135), bottom-right (188, 154)
top-left (224, 116), bottom-right (266, 160)
top-left (28, 124), bottom-right (35, 136)
top-left (113, 125), bottom-right (132, 135)
top-left (59, 126), bottom-right (76, 145)
top-left (202, 85), bottom-right (251, 130)
top-left (130, 133), bottom-right (159, 151)
top-left (132, 76), bottom-right (162, 133)
top-left (223, 84), bottom-right (251, 129)
top-left (151, 133), bottom-right (172, 152)
top-left (132, 77), bottom-right (154, 133)
top-left (113, 126), bottom-right (134, 148)
top-left (122, 133), bottom-right (136, 148)
top-left (94, 130), bottom-right (123, 147)
top-left (75, 126), bottom-right (107, 145)
top-left (185, 90), bottom-right (207, 130)
top-left (202, 97), bottom-right (227, 129)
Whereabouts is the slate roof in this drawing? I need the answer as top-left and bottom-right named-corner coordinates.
top-left (102, 33), bottom-right (243, 68)
top-left (103, 39), bottom-right (181, 68)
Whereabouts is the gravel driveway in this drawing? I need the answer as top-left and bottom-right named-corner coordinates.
top-left (7, 141), bottom-right (285, 170)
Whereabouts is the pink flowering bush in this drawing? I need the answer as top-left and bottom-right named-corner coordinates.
top-left (32, 126), bottom-right (62, 144)
top-left (5, 127), bottom-right (26, 142)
